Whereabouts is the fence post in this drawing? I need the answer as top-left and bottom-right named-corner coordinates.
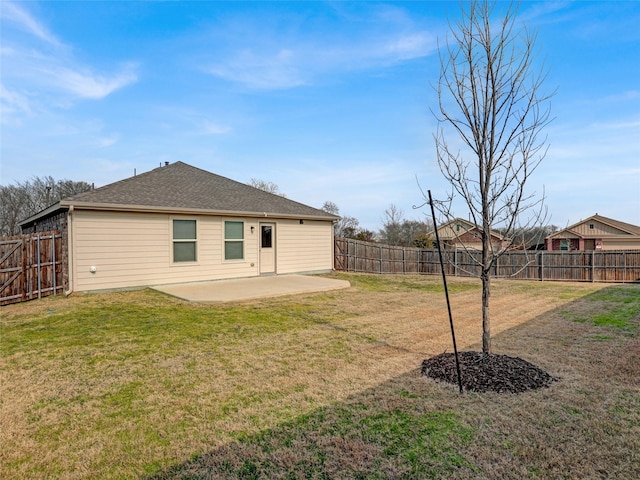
top-left (52, 233), bottom-right (57, 295)
top-left (37, 234), bottom-right (42, 299)
top-left (454, 247), bottom-right (457, 276)
top-left (21, 236), bottom-right (27, 302)
top-left (538, 251), bottom-right (543, 281)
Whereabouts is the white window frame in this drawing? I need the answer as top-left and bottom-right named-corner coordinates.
top-left (224, 220), bottom-right (245, 261)
top-left (172, 218), bottom-right (198, 263)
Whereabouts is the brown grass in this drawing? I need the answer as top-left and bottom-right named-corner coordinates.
top-left (1, 273), bottom-right (638, 479)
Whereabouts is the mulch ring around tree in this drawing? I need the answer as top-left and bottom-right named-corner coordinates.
top-left (421, 351), bottom-right (558, 393)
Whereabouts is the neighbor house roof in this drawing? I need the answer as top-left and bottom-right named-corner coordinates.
top-left (546, 214), bottom-right (640, 239)
top-left (20, 162), bottom-right (338, 227)
top-left (429, 217), bottom-right (504, 241)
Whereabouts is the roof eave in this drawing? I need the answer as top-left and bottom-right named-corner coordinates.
top-left (59, 201), bottom-right (339, 221)
top-left (18, 202), bottom-right (66, 228)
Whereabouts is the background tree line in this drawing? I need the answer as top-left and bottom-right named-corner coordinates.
top-left (0, 177), bottom-right (91, 236)
top-left (321, 201), bottom-right (433, 248)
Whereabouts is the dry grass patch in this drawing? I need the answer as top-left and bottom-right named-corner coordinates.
top-left (1, 274), bottom-right (638, 479)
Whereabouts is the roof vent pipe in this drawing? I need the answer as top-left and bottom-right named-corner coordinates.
top-left (165, 161), bottom-right (170, 166)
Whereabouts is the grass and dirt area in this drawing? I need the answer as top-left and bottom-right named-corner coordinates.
top-left (1, 273), bottom-right (638, 479)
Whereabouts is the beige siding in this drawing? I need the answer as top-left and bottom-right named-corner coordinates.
top-left (275, 220), bottom-right (334, 274)
top-left (439, 222), bottom-right (473, 240)
top-left (602, 238), bottom-right (640, 251)
top-left (573, 221), bottom-right (628, 237)
top-left (71, 211), bottom-right (259, 291)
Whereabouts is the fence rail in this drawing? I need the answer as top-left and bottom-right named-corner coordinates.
top-left (1, 231), bottom-right (65, 306)
top-left (334, 238), bottom-right (640, 283)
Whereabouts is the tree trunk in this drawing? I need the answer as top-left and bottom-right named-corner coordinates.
top-left (481, 269), bottom-right (491, 354)
top-left (482, 215), bottom-right (492, 354)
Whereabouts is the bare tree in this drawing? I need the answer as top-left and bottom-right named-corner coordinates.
top-left (0, 184), bottom-right (30, 236)
top-left (430, 0), bottom-right (553, 353)
top-left (320, 201), bottom-right (361, 238)
top-left (0, 176), bottom-right (91, 235)
top-left (378, 204), bottom-right (405, 246)
top-left (249, 179), bottom-right (287, 197)
top-left (379, 204), bottom-right (433, 247)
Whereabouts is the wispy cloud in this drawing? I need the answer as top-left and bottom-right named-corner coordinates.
top-left (202, 7), bottom-right (437, 90)
top-left (0, 1), bottom-right (138, 123)
top-left (97, 135), bottom-right (118, 148)
top-left (1, 1), bottom-right (63, 47)
top-left (208, 48), bottom-right (306, 90)
top-left (0, 83), bottom-right (32, 124)
top-left (43, 63), bottom-right (138, 99)
top-left (201, 121), bottom-right (232, 136)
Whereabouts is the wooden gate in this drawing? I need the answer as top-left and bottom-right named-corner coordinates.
top-left (0, 231), bottom-right (65, 306)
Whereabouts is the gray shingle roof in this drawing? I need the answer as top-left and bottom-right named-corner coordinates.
top-left (63, 162), bottom-right (337, 220)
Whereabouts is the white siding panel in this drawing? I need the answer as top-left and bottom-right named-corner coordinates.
top-left (72, 211), bottom-right (260, 291)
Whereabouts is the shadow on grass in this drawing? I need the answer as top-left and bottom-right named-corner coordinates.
top-left (144, 284), bottom-right (640, 480)
top-left (145, 368), bottom-right (476, 480)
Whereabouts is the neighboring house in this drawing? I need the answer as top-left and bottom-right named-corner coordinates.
top-left (20, 162), bottom-right (339, 293)
top-left (429, 218), bottom-right (506, 251)
top-left (545, 214), bottom-right (640, 251)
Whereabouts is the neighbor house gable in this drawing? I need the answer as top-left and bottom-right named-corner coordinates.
top-left (547, 214), bottom-right (640, 240)
top-left (545, 214), bottom-right (640, 251)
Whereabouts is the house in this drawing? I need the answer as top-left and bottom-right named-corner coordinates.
top-left (429, 218), bottom-right (506, 251)
top-left (19, 162), bottom-right (339, 293)
top-left (545, 214), bottom-right (640, 251)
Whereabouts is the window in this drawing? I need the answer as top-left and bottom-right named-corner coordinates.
top-left (261, 225), bottom-right (273, 248)
top-left (173, 219), bottom-right (197, 262)
top-left (225, 221), bottom-right (244, 260)
top-left (589, 223), bottom-right (595, 230)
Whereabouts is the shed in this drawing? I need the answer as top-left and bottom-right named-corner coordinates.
top-left (20, 162), bottom-right (339, 293)
top-left (545, 214), bottom-right (640, 251)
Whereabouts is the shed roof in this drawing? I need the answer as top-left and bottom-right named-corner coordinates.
top-left (20, 162), bottom-right (338, 227)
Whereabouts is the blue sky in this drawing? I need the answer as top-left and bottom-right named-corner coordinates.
top-left (1, 1), bottom-right (639, 230)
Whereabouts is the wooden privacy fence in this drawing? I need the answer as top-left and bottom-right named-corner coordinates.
top-left (335, 238), bottom-right (640, 283)
top-left (1, 231), bottom-right (65, 306)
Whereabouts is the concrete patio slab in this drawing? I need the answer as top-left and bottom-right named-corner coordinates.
top-left (151, 274), bottom-right (350, 303)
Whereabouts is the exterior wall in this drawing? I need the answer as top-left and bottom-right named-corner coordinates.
top-left (70, 210), bottom-right (333, 292)
top-left (72, 210), bottom-right (259, 291)
top-left (572, 220), bottom-right (627, 237)
top-left (549, 238), bottom-right (581, 251)
top-left (21, 210), bottom-right (68, 235)
top-left (439, 222), bottom-right (473, 240)
top-left (276, 219), bottom-right (334, 274)
top-left (441, 231), bottom-right (502, 251)
top-left (601, 238), bottom-right (640, 251)
top-left (547, 237), bottom-right (640, 251)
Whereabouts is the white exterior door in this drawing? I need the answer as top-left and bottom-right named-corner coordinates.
top-left (259, 223), bottom-right (276, 274)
